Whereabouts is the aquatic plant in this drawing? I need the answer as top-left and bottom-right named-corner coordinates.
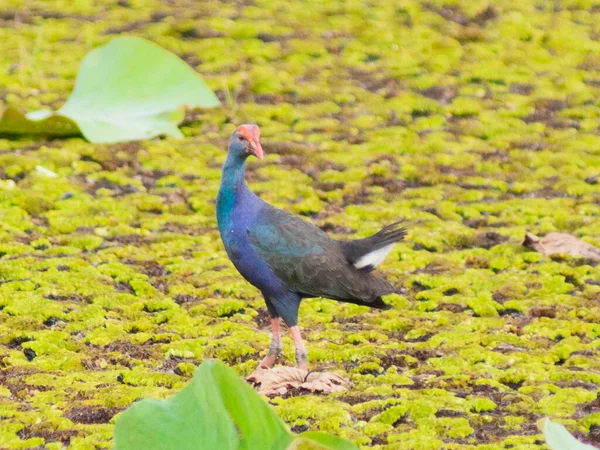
top-left (114, 361), bottom-right (357, 450)
top-left (0, 37), bottom-right (219, 143)
top-left (0, 0), bottom-right (599, 449)
top-left (543, 419), bottom-right (599, 450)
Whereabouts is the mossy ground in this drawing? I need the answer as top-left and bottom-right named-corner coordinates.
top-left (1, 0), bottom-right (600, 448)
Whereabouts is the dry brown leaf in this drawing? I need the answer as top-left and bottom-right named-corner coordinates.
top-left (246, 366), bottom-right (349, 396)
top-left (522, 232), bottom-right (600, 260)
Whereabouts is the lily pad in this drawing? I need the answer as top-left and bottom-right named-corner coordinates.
top-left (0, 36), bottom-right (220, 143)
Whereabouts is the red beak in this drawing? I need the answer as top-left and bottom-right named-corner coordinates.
top-left (249, 139), bottom-right (264, 159)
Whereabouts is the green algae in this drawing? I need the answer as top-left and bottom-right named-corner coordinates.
top-left (0, 0), bottom-right (600, 449)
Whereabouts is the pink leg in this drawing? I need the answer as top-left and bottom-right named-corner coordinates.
top-left (259, 318), bottom-right (282, 369)
top-left (290, 326), bottom-right (308, 370)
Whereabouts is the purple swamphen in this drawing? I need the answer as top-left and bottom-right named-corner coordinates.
top-left (217, 125), bottom-right (405, 370)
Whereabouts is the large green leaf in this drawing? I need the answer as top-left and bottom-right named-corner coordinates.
top-left (113, 362), bottom-right (239, 450)
top-left (0, 107), bottom-right (80, 137)
top-left (210, 362), bottom-right (294, 450)
top-left (113, 361), bottom-right (359, 450)
top-left (0, 36), bottom-right (219, 143)
top-left (543, 419), bottom-right (599, 450)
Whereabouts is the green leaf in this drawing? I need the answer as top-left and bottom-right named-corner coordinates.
top-left (209, 362), bottom-right (294, 450)
top-left (543, 418), bottom-right (599, 450)
top-left (0, 36), bottom-right (219, 143)
top-left (114, 361), bottom-right (294, 450)
top-left (114, 362), bottom-right (239, 450)
top-left (0, 107), bottom-right (80, 137)
top-left (114, 361), bottom-right (358, 450)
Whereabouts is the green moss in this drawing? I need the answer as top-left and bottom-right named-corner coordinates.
top-left (1, 0), bottom-right (600, 448)
top-left (466, 396), bottom-right (497, 413)
top-left (387, 431), bottom-right (443, 449)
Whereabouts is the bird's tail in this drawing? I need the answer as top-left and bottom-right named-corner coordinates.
top-left (369, 296), bottom-right (392, 310)
top-left (340, 221), bottom-right (407, 272)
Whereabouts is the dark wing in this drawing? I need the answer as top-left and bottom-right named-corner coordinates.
top-left (248, 205), bottom-right (394, 303)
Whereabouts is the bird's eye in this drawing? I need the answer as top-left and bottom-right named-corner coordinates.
top-left (238, 135), bottom-right (245, 141)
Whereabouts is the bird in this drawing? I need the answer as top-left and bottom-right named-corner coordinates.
top-left (216, 124), bottom-right (406, 370)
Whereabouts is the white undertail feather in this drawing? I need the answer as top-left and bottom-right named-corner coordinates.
top-left (353, 243), bottom-right (395, 269)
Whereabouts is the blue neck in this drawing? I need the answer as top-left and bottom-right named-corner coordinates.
top-left (217, 152), bottom-right (248, 231)
top-left (221, 151), bottom-right (247, 192)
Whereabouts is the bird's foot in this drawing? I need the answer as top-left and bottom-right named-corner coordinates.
top-left (296, 349), bottom-right (308, 371)
top-left (258, 335), bottom-right (282, 369)
top-left (258, 354), bottom-right (277, 369)
top-left (290, 325), bottom-right (308, 371)
top-left (294, 341), bottom-right (308, 371)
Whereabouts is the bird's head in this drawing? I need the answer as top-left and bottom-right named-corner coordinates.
top-left (228, 124), bottom-right (264, 160)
